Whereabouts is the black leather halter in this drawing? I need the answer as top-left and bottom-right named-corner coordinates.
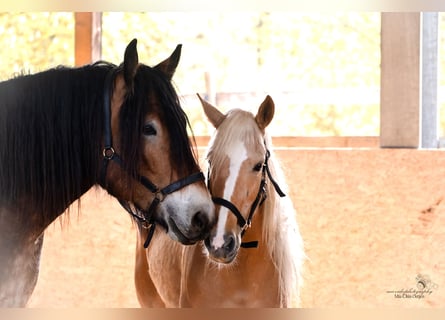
top-left (209, 148), bottom-right (285, 248)
top-left (100, 68), bottom-right (205, 248)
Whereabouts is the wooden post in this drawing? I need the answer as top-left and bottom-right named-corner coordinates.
top-left (74, 12), bottom-right (102, 66)
top-left (421, 12), bottom-right (439, 149)
top-left (380, 13), bottom-right (421, 148)
top-left (204, 71), bottom-right (216, 105)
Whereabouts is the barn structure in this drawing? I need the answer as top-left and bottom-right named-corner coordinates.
top-left (27, 12), bottom-right (444, 307)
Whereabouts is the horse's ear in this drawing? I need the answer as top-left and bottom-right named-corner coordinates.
top-left (154, 44), bottom-right (182, 80)
top-left (197, 94), bottom-right (226, 129)
top-left (255, 95), bottom-right (275, 131)
top-left (123, 39), bottom-right (139, 90)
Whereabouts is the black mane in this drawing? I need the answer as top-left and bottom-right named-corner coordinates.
top-left (0, 62), bottom-right (114, 222)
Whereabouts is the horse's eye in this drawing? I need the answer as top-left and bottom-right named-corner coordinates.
top-left (143, 124), bottom-right (157, 136)
top-left (253, 162), bottom-right (263, 172)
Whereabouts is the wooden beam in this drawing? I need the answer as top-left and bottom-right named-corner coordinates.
top-left (421, 12), bottom-right (439, 148)
top-left (74, 12), bottom-right (102, 66)
top-left (194, 136), bottom-right (380, 148)
top-left (380, 13), bottom-right (421, 148)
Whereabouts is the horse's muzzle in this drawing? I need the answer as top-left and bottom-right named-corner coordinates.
top-left (204, 233), bottom-right (239, 264)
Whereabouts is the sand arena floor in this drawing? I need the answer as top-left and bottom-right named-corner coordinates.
top-left (28, 148), bottom-right (444, 307)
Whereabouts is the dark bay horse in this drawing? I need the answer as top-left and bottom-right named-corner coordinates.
top-left (0, 39), bottom-right (215, 307)
top-left (134, 95), bottom-right (304, 307)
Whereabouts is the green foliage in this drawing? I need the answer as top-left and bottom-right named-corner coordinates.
top-left (102, 12), bottom-right (381, 136)
top-left (0, 12), bottom-right (73, 80)
top-left (3, 12), bottom-right (443, 137)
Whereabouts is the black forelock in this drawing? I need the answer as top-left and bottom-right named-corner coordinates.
top-left (118, 64), bottom-right (199, 185)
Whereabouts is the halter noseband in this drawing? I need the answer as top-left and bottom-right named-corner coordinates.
top-left (100, 67), bottom-right (205, 248)
top-left (209, 148), bottom-right (285, 249)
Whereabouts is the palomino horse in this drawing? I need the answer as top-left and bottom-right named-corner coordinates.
top-left (0, 39), bottom-right (215, 307)
top-left (134, 95), bottom-right (304, 307)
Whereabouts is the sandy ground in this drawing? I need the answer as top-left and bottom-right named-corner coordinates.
top-left (27, 148), bottom-right (445, 307)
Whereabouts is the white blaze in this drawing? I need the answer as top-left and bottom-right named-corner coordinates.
top-left (212, 142), bottom-right (247, 249)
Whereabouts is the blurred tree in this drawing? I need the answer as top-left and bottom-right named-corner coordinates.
top-left (0, 12), bottom-right (74, 80)
top-left (101, 12), bottom-right (382, 136)
top-left (9, 12), bottom-right (441, 137)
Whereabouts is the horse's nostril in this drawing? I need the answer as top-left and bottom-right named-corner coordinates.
top-left (204, 237), bottom-right (211, 249)
top-left (223, 235), bottom-right (235, 253)
top-left (192, 211), bottom-right (208, 231)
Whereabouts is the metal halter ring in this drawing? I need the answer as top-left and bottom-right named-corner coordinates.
top-left (141, 221), bottom-right (154, 230)
top-left (241, 220), bottom-right (252, 232)
top-left (153, 190), bottom-right (166, 202)
top-left (103, 146), bottom-right (116, 160)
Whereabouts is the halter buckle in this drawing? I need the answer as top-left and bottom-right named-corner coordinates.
top-left (103, 146), bottom-right (115, 160)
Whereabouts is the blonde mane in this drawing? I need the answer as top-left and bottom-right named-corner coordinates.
top-left (261, 134), bottom-right (305, 306)
top-left (205, 108), bottom-right (305, 306)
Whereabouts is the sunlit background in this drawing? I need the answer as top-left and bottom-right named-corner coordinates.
top-left (0, 12), bottom-right (443, 137)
